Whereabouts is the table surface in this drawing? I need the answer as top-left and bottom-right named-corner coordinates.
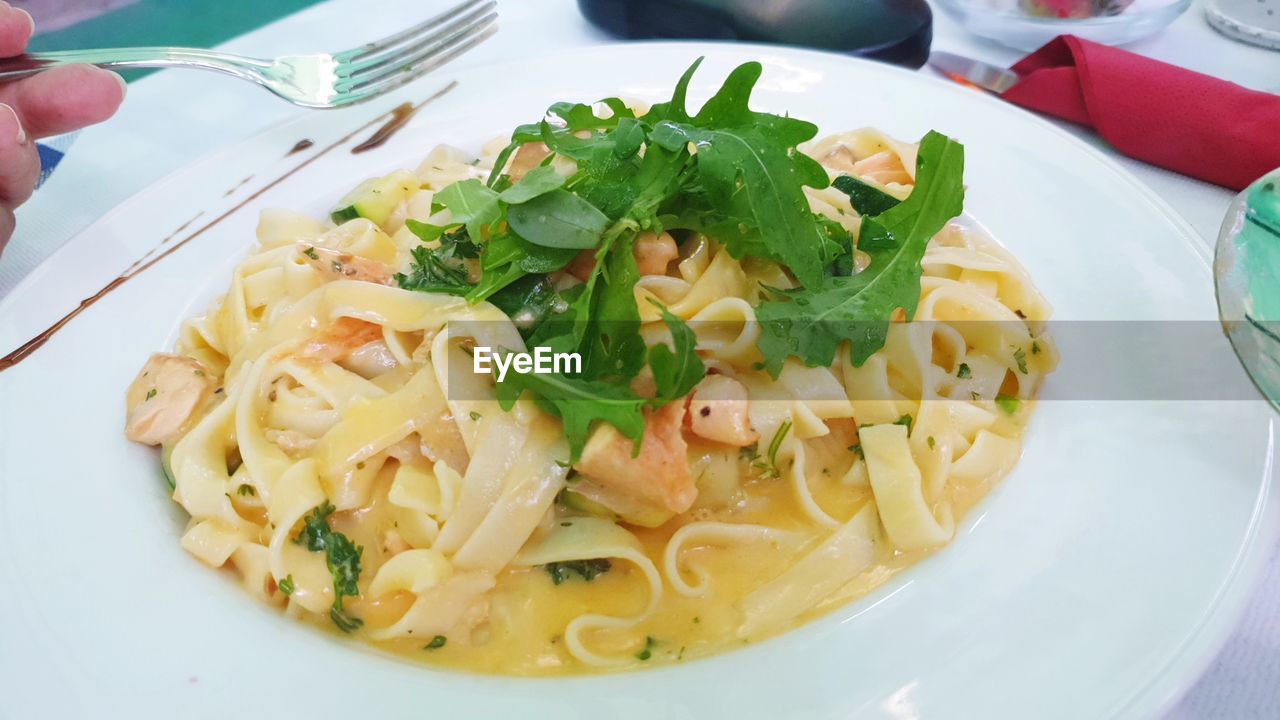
top-left (2, 0), bottom-right (1278, 716)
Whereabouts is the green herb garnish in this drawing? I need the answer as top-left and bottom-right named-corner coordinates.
top-left (894, 414), bottom-right (914, 435)
top-left (753, 419), bottom-right (793, 479)
top-left (545, 558), bottom-right (612, 585)
top-left (755, 131), bottom-right (965, 377)
top-left (995, 394), bottom-right (1020, 415)
top-left (636, 635), bottom-right (657, 661)
top-left (295, 502), bottom-right (364, 632)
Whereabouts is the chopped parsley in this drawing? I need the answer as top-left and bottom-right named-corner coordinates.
top-left (302, 246), bottom-right (319, 260)
top-left (848, 443), bottom-right (864, 459)
top-left (957, 363), bottom-right (971, 379)
top-left (545, 558), bottom-right (612, 585)
top-left (636, 635), bottom-right (657, 661)
top-left (893, 414), bottom-right (914, 435)
top-left (236, 484), bottom-right (256, 496)
top-left (995, 394), bottom-right (1020, 415)
top-left (423, 635), bottom-right (447, 650)
top-left (277, 574), bottom-right (295, 597)
top-left (927, 436), bottom-right (936, 450)
top-left (1013, 347), bottom-right (1028, 374)
top-left (754, 420), bottom-right (792, 479)
top-left (294, 501), bottom-right (364, 632)
top-left (469, 410), bottom-right (482, 421)
top-left (144, 388), bottom-right (157, 401)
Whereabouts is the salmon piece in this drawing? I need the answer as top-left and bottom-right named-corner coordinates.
top-left (301, 317), bottom-right (385, 364)
top-left (851, 151), bottom-right (912, 186)
top-left (563, 230), bottom-right (677, 282)
top-left (687, 375), bottom-right (758, 447)
top-left (125, 353), bottom-right (215, 445)
top-left (565, 249), bottom-right (596, 282)
top-left (507, 142), bottom-right (550, 182)
top-left (301, 245), bottom-right (394, 285)
top-left (574, 401), bottom-right (695, 517)
top-left (633, 231), bottom-right (678, 276)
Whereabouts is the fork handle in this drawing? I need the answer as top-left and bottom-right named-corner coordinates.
top-left (0, 48), bottom-right (269, 82)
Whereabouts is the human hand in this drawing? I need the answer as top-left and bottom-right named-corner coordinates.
top-left (0, 2), bottom-right (125, 252)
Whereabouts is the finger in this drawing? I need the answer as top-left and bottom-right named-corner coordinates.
top-left (0, 203), bottom-right (14, 255)
top-left (0, 65), bottom-right (126, 139)
top-left (0, 2), bottom-right (33, 58)
top-left (0, 102), bottom-right (39, 205)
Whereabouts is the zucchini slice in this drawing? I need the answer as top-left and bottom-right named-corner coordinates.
top-left (329, 171), bottom-right (420, 226)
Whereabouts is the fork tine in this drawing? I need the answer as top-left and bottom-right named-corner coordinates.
top-left (336, 11), bottom-right (496, 94)
top-left (338, 2), bottom-right (495, 80)
top-left (333, 0), bottom-right (488, 63)
top-left (333, 20), bottom-right (496, 107)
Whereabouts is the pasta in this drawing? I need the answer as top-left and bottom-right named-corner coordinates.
top-left (124, 61), bottom-right (1056, 675)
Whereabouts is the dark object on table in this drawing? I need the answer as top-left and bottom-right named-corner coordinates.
top-left (577, 0), bottom-right (933, 69)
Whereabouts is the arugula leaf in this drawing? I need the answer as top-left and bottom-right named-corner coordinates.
top-left (647, 301), bottom-right (705, 405)
top-left (403, 218), bottom-right (448, 243)
top-left (495, 364), bottom-right (645, 463)
top-left (485, 274), bottom-right (568, 337)
top-left (464, 230), bottom-right (575, 303)
top-left (642, 62), bottom-right (829, 289)
top-left (612, 117), bottom-right (646, 159)
top-left (816, 213), bottom-right (855, 276)
top-left (507, 189), bottom-right (611, 249)
top-left (435, 179), bottom-right (500, 241)
top-left (566, 233), bottom-right (646, 381)
top-left (755, 130), bottom-right (965, 376)
top-left (499, 164), bottom-right (565, 204)
top-left (832, 174), bottom-right (902, 216)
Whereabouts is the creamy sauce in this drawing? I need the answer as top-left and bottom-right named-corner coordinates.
top-left (281, 417), bottom-right (1025, 676)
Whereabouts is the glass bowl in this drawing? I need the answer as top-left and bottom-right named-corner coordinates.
top-left (935, 0), bottom-right (1192, 50)
top-left (1215, 168), bottom-right (1280, 412)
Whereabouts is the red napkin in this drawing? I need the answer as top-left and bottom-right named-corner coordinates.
top-left (1001, 35), bottom-right (1280, 191)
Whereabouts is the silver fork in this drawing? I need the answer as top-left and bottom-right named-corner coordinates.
top-left (0, 0), bottom-right (497, 108)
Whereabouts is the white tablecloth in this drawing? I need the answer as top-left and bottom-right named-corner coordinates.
top-left (2, 0), bottom-right (1276, 715)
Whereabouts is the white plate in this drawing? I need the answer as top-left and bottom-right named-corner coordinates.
top-left (0, 43), bottom-right (1274, 720)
